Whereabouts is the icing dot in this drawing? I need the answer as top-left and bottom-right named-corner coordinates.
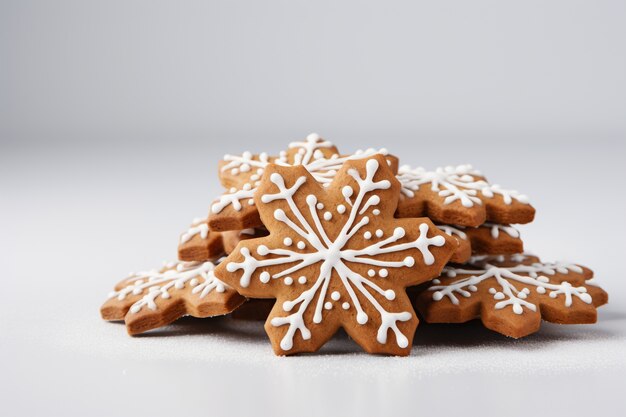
top-left (229, 187), bottom-right (237, 193)
top-left (190, 278), bottom-right (199, 286)
top-left (342, 186), bottom-right (353, 199)
top-left (324, 302), bottom-right (333, 310)
top-left (243, 183), bottom-right (252, 190)
top-left (368, 269), bottom-right (376, 277)
top-left (342, 302), bottom-right (350, 310)
top-left (316, 203), bottom-right (324, 210)
top-left (297, 241), bottom-right (306, 250)
top-left (373, 209), bottom-right (380, 215)
top-left (337, 204), bottom-right (346, 214)
top-left (379, 269), bottom-right (388, 278)
top-left (257, 245), bottom-right (269, 255)
top-left (489, 288), bottom-right (496, 294)
top-left (231, 168), bottom-right (239, 175)
top-left (357, 311), bottom-right (368, 324)
top-left (251, 174), bottom-right (260, 181)
top-left (331, 291), bottom-right (340, 301)
top-left (375, 229), bottom-right (383, 238)
top-left (324, 211), bottom-right (332, 221)
top-left (385, 290), bottom-right (396, 300)
top-left (284, 237), bottom-right (293, 246)
top-left (537, 287), bottom-right (546, 294)
top-left (248, 199), bottom-right (254, 205)
top-left (260, 272), bottom-right (270, 283)
top-left (298, 276), bottom-right (307, 284)
top-left (284, 277), bottom-right (293, 285)
top-left (364, 231), bottom-right (372, 239)
top-left (403, 256), bottom-right (415, 267)
top-left (432, 291), bottom-right (443, 301)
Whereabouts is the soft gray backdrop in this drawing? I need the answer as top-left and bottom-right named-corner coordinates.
top-left (2, 1), bottom-right (625, 417)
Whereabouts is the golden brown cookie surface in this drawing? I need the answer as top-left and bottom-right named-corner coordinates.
top-left (101, 261), bottom-right (245, 335)
top-left (215, 155), bottom-right (456, 355)
top-left (413, 254), bottom-right (608, 338)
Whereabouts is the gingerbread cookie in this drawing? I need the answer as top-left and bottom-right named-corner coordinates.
top-left (209, 133), bottom-right (395, 231)
top-left (437, 223), bottom-right (523, 263)
top-left (101, 260), bottom-right (245, 335)
top-left (178, 218), bottom-right (225, 261)
top-left (215, 154), bottom-right (456, 355)
top-left (396, 165), bottom-right (535, 227)
top-left (413, 254), bottom-right (608, 338)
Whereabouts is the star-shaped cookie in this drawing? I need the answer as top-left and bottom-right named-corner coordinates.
top-left (215, 154), bottom-right (456, 355)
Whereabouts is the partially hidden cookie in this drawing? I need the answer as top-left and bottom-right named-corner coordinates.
top-left (215, 154), bottom-right (456, 355)
top-left (396, 164), bottom-right (535, 227)
top-left (436, 222), bottom-right (523, 263)
top-left (208, 133), bottom-right (395, 231)
top-left (413, 254), bottom-right (608, 338)
top-left (222, 228), bottom-right (268, 254)
top-left (101, 260), bottom-right (245, 335)
top-left (178, 218), bottom-right (224, 261)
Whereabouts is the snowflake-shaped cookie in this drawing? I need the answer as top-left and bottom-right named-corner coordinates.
top-left (215, 154), bottom-right (456, 355)
top-left (413, 254), bottom-right (608, 338)
top-left (208, 133), bottom-right (394, 231)
top-left (101, 260), bottom-right (245, 335)
top-left (397, 165), bottom-right (535, 226)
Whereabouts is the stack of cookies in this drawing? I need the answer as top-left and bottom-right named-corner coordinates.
top-left (101, 134), bottom-right (608, 356)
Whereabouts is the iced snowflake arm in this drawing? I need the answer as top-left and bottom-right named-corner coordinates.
top-left (396, 164), bottom-right (535, 226)
top-left (100, 261), bottom-right (245, 335)
top-left (429, 263), bottom-right (593, 314)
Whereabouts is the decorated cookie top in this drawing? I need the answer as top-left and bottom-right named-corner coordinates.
top-left (413, 254), bottom-right (608, 338)
top-left (396, 164), bottom-right (535, 226)
top-left (215, 154), bottom-right (456, 355)
top-left (101, 261), bottom-right (245, 335)
top-left (208, 133), bottom-right (392, 231)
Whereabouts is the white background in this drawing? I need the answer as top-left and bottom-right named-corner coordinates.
top-left (2, 1), bottom-right (626, 416)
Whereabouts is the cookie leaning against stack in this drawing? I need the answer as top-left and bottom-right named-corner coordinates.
top-left (100, 133), bottom-right (608, 355)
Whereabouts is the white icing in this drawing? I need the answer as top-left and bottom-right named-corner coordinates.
top-left (397, 164), bottom-right (530, 207)
top-left (224, 159), bottom-right (446, 351)
top-left (430, 261), bottom-right (592, 314)
top-left (212, 134), bottom-right (388, 214)
top-left (180, 218), bottom-right (209, 244)
top-left (482, 222), bottom-right (520, 239)
top-left (436, 224), bottom-right (468, 240)
top-left (108, 261), bottom-right (229, 314)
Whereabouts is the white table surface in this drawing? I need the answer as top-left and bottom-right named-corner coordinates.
top-left (2, 137), bottom-right (625, 417)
